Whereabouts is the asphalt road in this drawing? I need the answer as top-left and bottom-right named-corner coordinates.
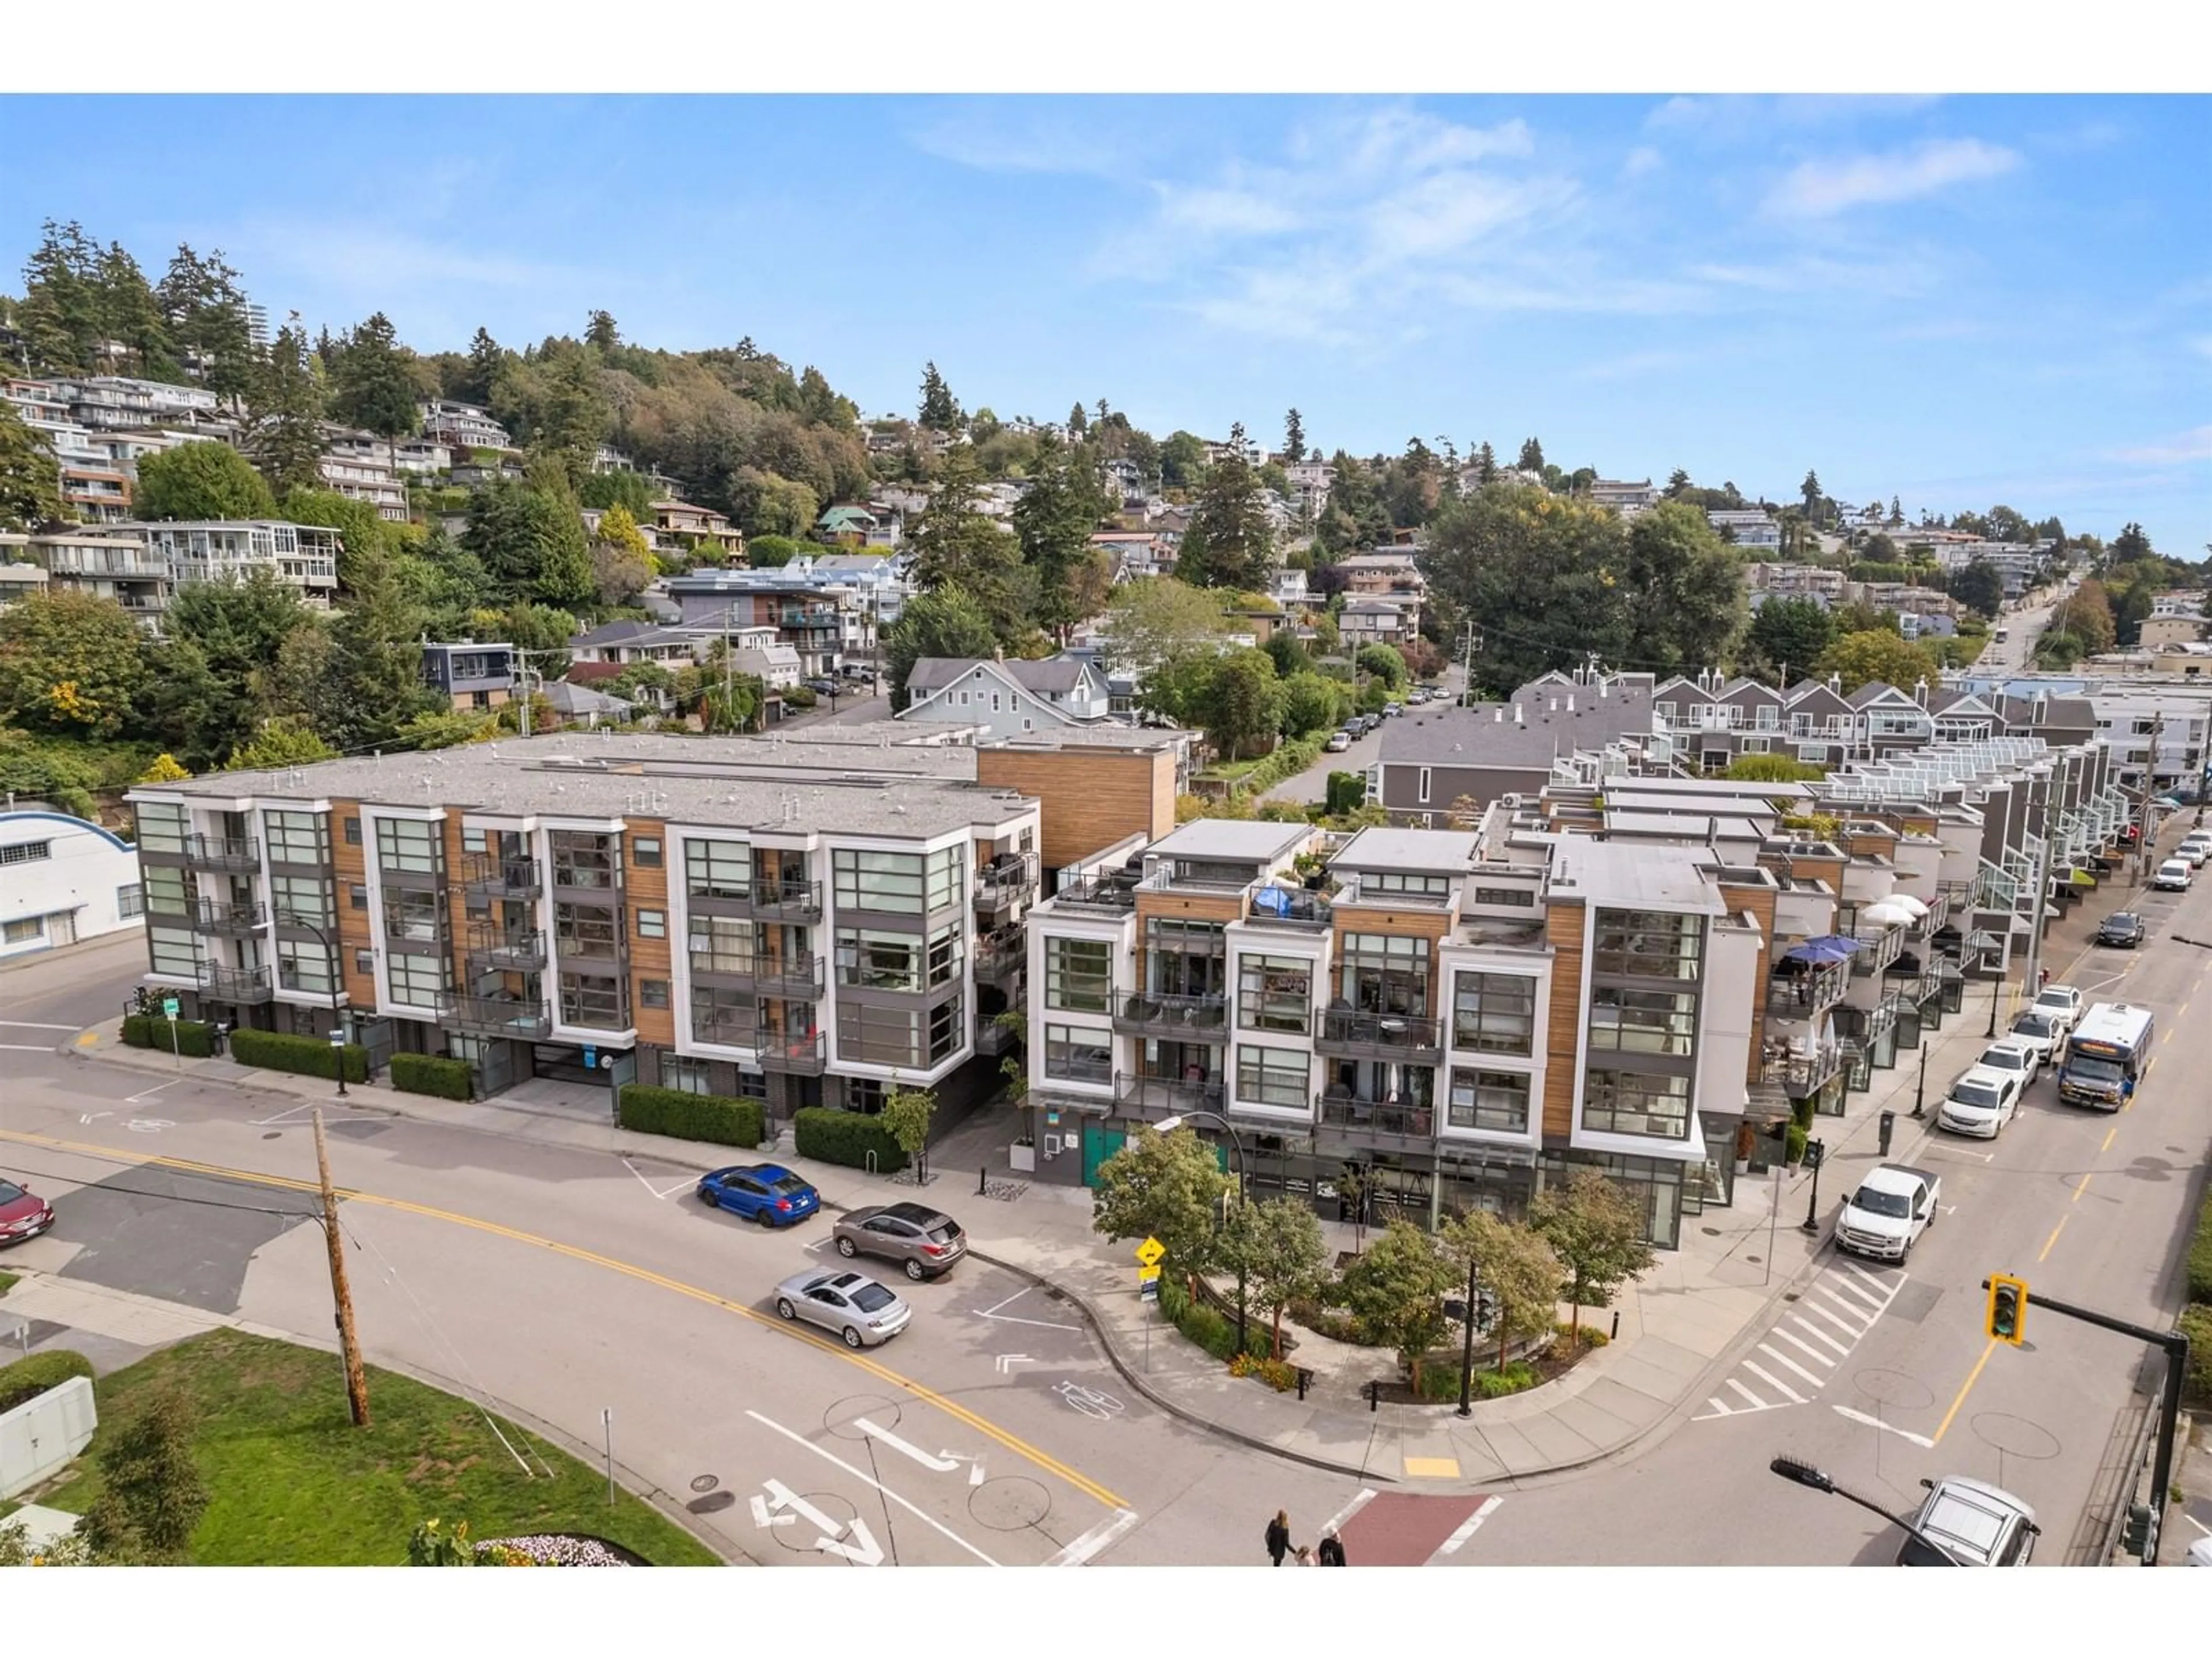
top-left (1263, 665), bottom-right (1467, 805)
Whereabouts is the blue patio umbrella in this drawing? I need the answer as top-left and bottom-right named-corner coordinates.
top-left (1784, 935), bottom-right (1861, 965)
top-left (1252, 885), bottom-right (1295, 918)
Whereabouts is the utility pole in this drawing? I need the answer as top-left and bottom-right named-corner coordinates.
top-left (1457, 619), bottom-right (1483, 704)
top-left (313, 1109), bottom-right (372, 1427)
top-left (2018, 824), bottom-right (2054, 1006)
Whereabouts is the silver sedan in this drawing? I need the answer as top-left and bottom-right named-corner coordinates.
top-left (771, 1267), bottom-right (912, 1349)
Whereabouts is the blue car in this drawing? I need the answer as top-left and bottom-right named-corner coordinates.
top-left (696, 1164), bottom-right (821, 1227)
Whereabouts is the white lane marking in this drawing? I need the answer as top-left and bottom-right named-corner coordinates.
top-left (126, 1078), bottom-right (182, 1104)
top-left (1832, 1406), bottom-right (1936, 1448)
top-left (1772, 1327), bottom-right (1836, 1369)
top-left (745, 1410), bottom-right (1001, 1566)
top-left (0, 1021), bottom-right (81, 1031)
top-left (2185, 1513), bottom-right (2212, 1538)
top-left (821, 1518), bottom-right (884, 1566)
top-left (79, 1111), bottom-right (112, 1125)
top-left (1046, 1506), bottom-right (1142, 1566)
top-left (853, 1415), bottom-right (963, 1473)
top-left (1840, 1262), bottom-right (1896, 1291)
top-left (756, 1479), bottom-right (842, 1536)
top-left (251, 1102), bottom-right (317, 1126)
top-left (1825, 1272), bottom-right (1889, 1312)
top-left (1741, 1361), bottom-right (1805, 1404)
top-left (621, 1157), bottom-right (694, 1200)
top-left (1815, 1283), bottom-right (1880, 1324)
top-left (1789, 1318), bottom-right (1851, 1357)
top-left (1431, 1495), bottom-right (1503, 1559)
top-left (1726, 1378), bottom-right (1767, 1408)
top-left (0, 1044), bottom-right (60, 1051)
top-left (1758, 1344), bottom-right (1827, 1389)
top-left (994, 1353), bottom-right (1037, 1374)
top-left (976, 1287), bottom-right (1082, 1332)
top-left (1802, 1300), bottom-right (1866, 1339)
top-left (1319, 1487), bottom-right (1380, 1537)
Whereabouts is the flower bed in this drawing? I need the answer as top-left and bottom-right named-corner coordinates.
top-left (478, 1532), bottom-right (644, 1566)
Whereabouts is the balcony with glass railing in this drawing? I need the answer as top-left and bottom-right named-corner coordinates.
top-left (976, 852), bottom-right (1037, 909)
top-left (976, 1011), bottom-right (1020, 1055)
top-left (753, 953), bottom-right (824, 999)
top-left (191, 898), bottom-right (266, 935)
top-left (465, 922), bottom-right (546, 972)
top-left (756, 1028), bottom-right (827, 1074)
top-left (185, 834), bottom-right (260, 873)
top-left (1767, 957), bottom-right (1849, 1018)
top-left (750, 877), bottom-right (823, 923)
top-left (1849, 925), bottom-right (1906, 976)
top-left (1315, 1090), bottom-right (1437, 1150)
top-left (1315, 1007), bottom-right (1444, 1064)
top-left (437, 992), bottom-right (552, 1040)
top-left (1113, 1069), bottom-right (1221, 1120)
top-left (974, 927), bottom-right (1026, 983)
top-left (1762, 1040), bottom-right (1844, 1100)
top-left (1113, 990), bottom-right (1228, 1041)
top-left (196, 963), bottom-right (272, 1003)
top-left (460, 850), bottom-right (543, 900)
top-left (1245, 889), bottom-right (1333, 929)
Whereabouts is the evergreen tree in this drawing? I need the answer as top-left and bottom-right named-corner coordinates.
top-left (909, 447), bottom-right (1033, 645)
top-left (1176, 422), bottom-right (1276, 592)
top-left (461, 478), bottom-right (596, 612)
top-left (886, 589), bottom-right (997, 710)
top-left (1067, 402), bottom-right (1088, 437)
top-left (1516, 437), bottom-right (1544, 474)
top-left (134, 441), bottom-right (279, 521)
top-left (2112, 522), bottom-right (2153, 562)
top-left (532, 351), bottom-right (608, 490)
top-left (243, 316), bottom-right (328, 498)
top-left (330, 312), bottom-right (421, 474)
top-left (77, 1384), bottom-right (207, 1566)
top-left (157, 244), bottom-right (253, 402)
top-left (1800, 469), bottom-right (1823, 518)
top-left (94, 243), bottom-right (170, 377)
top-left (916, 361), bottom-right (962, 431)
top-left (1475, 440), bottom-right (1497, 485)
top-left (585, 309), bottom-right (619, 351)
top-left (459, 326), bottom-right (503, 405)
top-left (1889, 494), bottom-right (1903, 524)
top-left (1283, 407), bottom-right (1305, 464)
top-left (1013, 434), bottom-right (1109, 642)
top-left (327, 544), bottom-right (438, 748)
top-left (1666, 467), bottom-right (1691, 497)
top-left (17, 219), bottom-right (103, 370)
top-left (0, 404), bottom-right (65, 530)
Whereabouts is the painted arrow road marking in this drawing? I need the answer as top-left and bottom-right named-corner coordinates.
top-left (854, 1414), bottom-right (963, 1472)
top-left (748, 1494), bottom-right (797, 1529)
top-left (756, 1478), bottom-right (843, 1537)
top-left (820, 1517), bottom-right (885, 1566)
top-left (79, 1111), bottom-right (112, 1125)
top-left (1832, 1405), bottom-right (1936, 1448)
top-left (994, 1353), bottom-right (1036, 1374)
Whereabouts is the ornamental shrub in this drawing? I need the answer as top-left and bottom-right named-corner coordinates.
top-left (229, 1027), bottom-right (368, 1083)
top-left (390, 1053), bottom-right (474, 1101)
top-left (618, 1085), bottom-right (764, 1149)
top-left (120, 1014), bottom-right (215, 1058)
top-left (0, 1349), bottom-right (94, 1415)
top-left (792, 1107), bottom-right (906, 1172)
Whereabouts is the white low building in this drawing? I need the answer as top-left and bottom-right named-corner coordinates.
top-left (1, 808), bottom-right (144, 957)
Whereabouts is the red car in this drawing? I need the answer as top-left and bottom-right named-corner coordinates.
top-left (0, 1176), bottom-right (55, 1246)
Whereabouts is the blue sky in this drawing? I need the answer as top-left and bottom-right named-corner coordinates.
top-left (3, 94), bottom-right (2206, 552)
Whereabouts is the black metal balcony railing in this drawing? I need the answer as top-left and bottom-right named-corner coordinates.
top-left (437, 993), bottom-right (552, 1040)
top-left (976, 853), bottom-right (1037, 906)
top-left (185, 834), bottom-right (260, 872)
top-left (1113, 1070), bottom-right (1222, 1118)
top-left (196, 963), bottom-right (272, 1003)
top-left (192, 898), bottom-right (266, 934)
top-left (1316, 1092), bottom-right (1437, 1146)
top-left (465, 922), bottom-right (546, 971)
top-left (976, 1013), bottom-right (1019, 1055)
top-left (974, 928), bottom-right (1025, 982)
top-left (1054, 875), bottom-right (1138, 912)
top-left (1247, 889), bottom-right (1333, 928)
top-left (461, 851), bottom-right (543, 900)
top-left (756, 1028), bottom-right (827, 1074)
top-left (1316, 1007), bottom-right (1444, 1063)
top-left (751, 878), bottom-right (823, 923)
top-left (1766, 958), bottom-right (1850, 1017)
top-left (753, 953), bottom-right (824, 999)
top-left (1849, 926), bottom-right (1906, 976)
top-left (1114, 990), bottom-right (1228, 1039)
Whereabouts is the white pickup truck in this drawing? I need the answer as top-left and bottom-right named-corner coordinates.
top-left (1836, 1163), bottom-right (1941, 1263)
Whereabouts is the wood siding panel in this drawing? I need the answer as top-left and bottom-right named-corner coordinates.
top-left (440, 816), bottom-right (470, 994)
top-left (975, 749), bottom-right (1174, 872)
top-left (329, 799), bottom-right (376, 1010)
top-left (1134, 892), bottom-right (1244, 927)
top-left (1720, 882), bottom-right (1778, 1081)
top-left (627, 819), bottom-right (675, 1047)
top-left (1541, 903), bottom-right (1585, 1138)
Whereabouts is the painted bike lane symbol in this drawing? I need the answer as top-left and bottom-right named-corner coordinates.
top-left (1056, 1381), bottom-right (1125, 1421)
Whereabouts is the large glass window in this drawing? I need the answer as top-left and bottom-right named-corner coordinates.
top-left (836, 1002), bottom-right (921, 1066)
top-left (691, 984), bottom-right (754, 1043)
top-left (278, 946), bottom-right (337, 995)
top-left (1339, 932), bottom-right (1430, 1015)
top-left (1043, 1023), bottom-right (1112, 1084)
top-left (551, 831), bottom-right (619, 889)
top-left (685, 838), bottom-right (752, 900)
top-left (1592, 908), bottom-right (1703, 980)
top-left (559, 970), bottom-right (627, 1029)
top-left (1452, 972), bottom-right (1536, 1056)
top-left (1581, 1068), bottom-right (1692, 1139)
top-left (1446, 1067), bottom-right (1531, 1133)
top-left (374, 817), bottom-right (439, 874)
top-left (1361, 872), bottom-right (1451, 901)
top-left (149, 925), bottom-right (197, 976)
top-left (136, 802), bottom-right (187, 855)
top-left (1238, 955), bottom-right (1312, 1034)
top-left (689, 915), bottom-right (756, 975)
top-left (927, 922), bottom-right (963, 987)
top-left (382, 887), bottom-right (444, 944)
top-left (929, 994), bottom-right (963, 1062)
top-left (925, 844), bottom-right (963, 912)
top-left (555, 902), bottom-right (622, 958)
top-left (1046, 936), bottom-right (1113, 1012)
top-left (142, 865), bottom-right (190, 918)
top-left (662, 1054), bottom-right (711, 1095)
top-left (839, 928), bottom-right (919, 991)
top-left (1237, 1045), bottom-right (1310, 1108)
top-left (834, 848), bottom-right (925, 913)
top-left (263, 809), bottom-right (328, 865)
top-left (270, 874), bottom-right (332, 929)
top-left (387, 952), bottom-right (449, 1007)
top-left (1588, 987), bottom-right (1696, 1055)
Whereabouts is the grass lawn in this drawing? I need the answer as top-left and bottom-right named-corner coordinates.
top-left (38, 1328), bottom-right (720, 1566)
top-left (0, 1269), bottom-right (17, 1297)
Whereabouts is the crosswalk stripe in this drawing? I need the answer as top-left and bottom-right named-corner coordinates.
top-left (1802, 1300), bottom-right (1865, 1338)
top-left (1826, 1272), bottom-right (1890, 1312)
top-left (1790, 1317), bottom-right (1851, 1357)
top-left (1816, 1283), bottom-right (1879, 1323)
top-left (1772, 1327), bottom-right (1836, 1368)
top-left (1703, 1398), bottom-right (1734, 1417)
top-left (1741, 1361), bottom-right (1805, 1404)
top-left (1759, 1344), bottom-right (1826, 1389)
top-left (1842, 1262), bottom-right (1898, 1294)
top-left (1726, 1378), bottom-right (1767, 1408)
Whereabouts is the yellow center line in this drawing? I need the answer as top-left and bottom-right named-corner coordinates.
top-left (2037, 1216), bottom-right (2069, 1262)
top-left (2100, 1124), bottom-right (2119, 1153)
top-left (2073, 1173), bottom-right (2093, 1205)
top-left (1933, 1338), bottom-right (2000, 1445)
top-left (0, 1126), bottom-right (1126, 1512)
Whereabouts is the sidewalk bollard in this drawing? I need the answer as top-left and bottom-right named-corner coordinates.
top-left (1878, 1109), bottom-right (1896, 1158)
top-left (1611, 1309), bottom-right (1620, 1341)
top-left (1366, 1380), bottom-right (1380, 1414)
top-left (1297, 1368), bottom-right (1312, 1402)
top-left (978, 1164), bottom-right (988, 1197)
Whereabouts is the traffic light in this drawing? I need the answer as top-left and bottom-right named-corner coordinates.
top-left (2122, 1503), bottom-right (2157, 1559)
top-left (1986, 1274), bottom-right (2028, 1345)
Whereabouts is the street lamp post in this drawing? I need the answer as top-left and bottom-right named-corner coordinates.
top-left (1153, 1110), bottom-right (1249, 1354)
top-left (1911, 1040), bottom-right (1928, 1119)
top-left (1985, 963), bottom-right (2003, 1040)
top-left (1768, 1456), bottom-right (1964, 1565)
top-left (1456, 1248), bottom-right (1480, 1418)
top-left (281, 912), bottom-right (350, 1097)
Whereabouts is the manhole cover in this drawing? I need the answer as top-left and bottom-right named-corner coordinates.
top-left (1702, 1227), bottom-right (1722, 1237)
top-left (1854, 1368), bottom-right (1934, 1411)
top-left (968, 1476), bottom-right (1051, 1532)
top-left (687, 1490), bottom-right (736, 1514)
top-left (824, 1393), bottom-right (902, 1441)
top-left (690, 1474), bottom-right (720, 1494)
top-left (1970, 1412), bottom-right (2061, 1460)
top-left (262, 1131), bottom-right (281, 1140)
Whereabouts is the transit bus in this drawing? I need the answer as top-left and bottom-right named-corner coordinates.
top-left (2056, 1002), bottom-right (2156, 1111)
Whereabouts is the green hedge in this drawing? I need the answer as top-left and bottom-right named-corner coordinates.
top-left (120, 1013), bottom-right (215, 1057)
top-left (390, 1053), bottom-right (474, 1101)
top-left (619, 1084), bottom-right (764, 1149)
top-left (229, 1027), bottom-right (368, 1083)
top-left (792, 1107), bottom-right (906, 1172)
top-left (2181, 1305), bottom-right (2212, 1408)
top-left (1232, 733), bottom-right (1324, 799)
top-left (1158, 1274), bottom-right (1276, 1362)
top-left (0, 1349), bottom-right (94, 1416)
top-left (2188, 1192), bottom-right (2212, 1306)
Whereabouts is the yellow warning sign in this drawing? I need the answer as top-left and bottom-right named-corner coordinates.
top-left (1134, 1236), bottom-right (1166, 1268)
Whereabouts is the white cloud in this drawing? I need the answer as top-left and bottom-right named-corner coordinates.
top-left (1570, 349), bottom-right (1688, 382)
top-left (1764, 138), bottom-right (2022, 217)
top-left (2187, 335), bottom-right (2212, 361)
top-left (1622, 145), bottom-right (1662, 179)
top-left (2109, 425), bottom-right (2212, 465)
top-left (1151, 181), bottom-right (1302, 237)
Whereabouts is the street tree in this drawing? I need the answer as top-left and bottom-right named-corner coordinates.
top-left (1338, 1219), bottom-right (1459, 1392)
top-left (1815, 630), bottom-right (1940, 695)
top-left (1355, 643), bottom-right (1408, 690)
top-left (1439, 1209), bottom-right (1562, 1375)
top-left (1528, 1169), bottom-right (1656, 1340)
top-left (880, 1085), bottom-right (937, 1183)
top-left (1218, 1196), bottom-right (1328, 1359)
top-left (886, 588), bottom-right (997, 711)
top-left (1280, 671), bottom-right (1347, 737)
top-left (1195, 647), bottom-right (1288, 760)
top-left (0, 588), bottom-right (150, 737)
top-left (1090, 1125), bottom-right (1234, 1285)
top-left (134, 441), bottom-right (279, 521)
top-left (77, 1383), bottom-right (208, 1565)
top-left (243, 317), bottom-right (329, 498)
top-left (1176, 423), bottom-right (1275, 591)
top-left (0, 403), bottom-right (64, 529)
top-left (1623, 501), bottom-right (1747, 673)
top-left (1745, 597), bottom-right (1838, 685)
top-left (2063, 579), bottom-right (2119, 656)
top-left (916, 361), bottom-right (962, 431)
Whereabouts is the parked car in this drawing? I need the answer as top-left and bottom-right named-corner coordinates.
top-left (1325, 730), bottom-right (1352, 753)
top-left (2154, 858), bottom-right (2193, 892)
top-left (1897, 1476), bottom-right (2039, 1566)
top-left (2008, 1010), bottom-right (2065, 1066)
top-left (2096, 911), bottom-right (2146, 948)
top-left (1382, 702), bottom-right (1404, 718)
top-left (2177, 834), bottom-right (2212, 868)
top-left (803, 677), bottom-right (839, 697)
top-left (833, 1202), bottom-right (968, 1281)
top-left (1976, 1037), bottom-right (2041, 1087)
top-left (1937, 1066), bottom-right (2023, 1139)
top-left (772, 1268), bottom-right (912, 1348)
top-left (696, 1164), bottom-right (821, 1228)
top-left (1835, 1163), bottom-right (1940, 1262)
top-left (2029, 983), bottom-right (2084, 1034)
top-left (0, 1176), bottom-right (56, 1246)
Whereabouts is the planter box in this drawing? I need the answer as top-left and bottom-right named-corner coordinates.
top-left (0, 1374), bottom-right (96, 1500)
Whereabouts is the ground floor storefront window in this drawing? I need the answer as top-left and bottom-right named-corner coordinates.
top-left (1537, 1149), bottom-right (1687, 1249)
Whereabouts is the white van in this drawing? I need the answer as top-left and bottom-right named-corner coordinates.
top-left (2153, 858), bottom-right (2192, 892)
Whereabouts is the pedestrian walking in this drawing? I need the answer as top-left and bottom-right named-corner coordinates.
top-left (1317, 1529), bottom-right (1346, 1566)
top-left (2039, 966), bottom-right (2051, 991)
top-left (1293, 1544), bottom-right (1315, 1565)
top-left (1265, 1509), bottom-right (1291, 1566)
